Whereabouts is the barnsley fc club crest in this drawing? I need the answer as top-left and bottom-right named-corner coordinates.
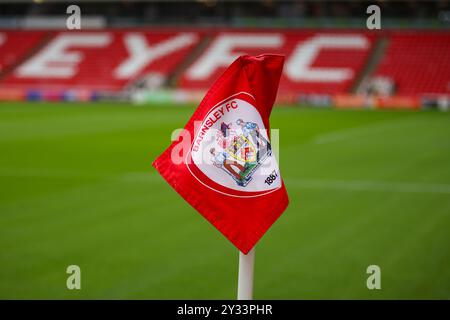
top-left (187, 92), bottom-right (281, 197)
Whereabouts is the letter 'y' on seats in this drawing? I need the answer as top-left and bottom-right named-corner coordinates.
top-left (16, 33), bottom-right (112, 78)
top-left (114, 33), bottom-right (198, 79)
top-left (186, 34), bottom-right (284, 80)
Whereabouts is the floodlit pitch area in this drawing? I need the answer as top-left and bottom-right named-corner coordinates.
top-left (0, 102), bottom-right (449, 299)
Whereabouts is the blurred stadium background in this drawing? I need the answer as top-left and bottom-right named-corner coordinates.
top-left (0, 0), bottom-right (449, 299)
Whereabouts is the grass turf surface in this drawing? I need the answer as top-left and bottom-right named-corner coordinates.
top-left (0, 102), bottom-right (449, 299)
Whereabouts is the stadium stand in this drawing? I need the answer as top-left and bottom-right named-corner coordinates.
top-left (0, 31), bottom-right (47, 73)
top-left (0, 30), bottom-right (202, 91)
top-left (179, 30), bottom-right (378, 97)
top-left (0, 28), bottom-right (449, 106)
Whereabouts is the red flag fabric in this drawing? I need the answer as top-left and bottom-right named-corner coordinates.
top-left (152, 54), bottom-right (289, 254)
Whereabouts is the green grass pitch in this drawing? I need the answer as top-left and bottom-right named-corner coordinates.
top-left (0, 102), bottom-right (449, 299)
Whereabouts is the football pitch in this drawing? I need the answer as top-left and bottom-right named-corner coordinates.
top-left (0, 102), bottom-right (449, 299)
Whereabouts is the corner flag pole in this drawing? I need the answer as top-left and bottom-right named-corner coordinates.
top-left (237, 248), bottom-right (255, 300)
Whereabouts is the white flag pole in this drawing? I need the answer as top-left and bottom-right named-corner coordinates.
top-left (237, 247), bottom-right (255, 300)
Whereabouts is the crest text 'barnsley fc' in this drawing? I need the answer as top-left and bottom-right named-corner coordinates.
top-left (187, 92), bottom-right (282, 197)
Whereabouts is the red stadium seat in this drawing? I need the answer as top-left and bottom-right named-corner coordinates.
top-left (0, 31), bottom-right (47, 73)
top-left (0, 29), bottom-right (448, 97)
top-left (178, 30), bottom-right (378, 96)
top-left (373, 31), bottom-right (450, 95)
top-left (0, 30), bottom-right (202, 92)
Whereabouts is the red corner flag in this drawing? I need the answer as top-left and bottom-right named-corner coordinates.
top-left (152, 54), bottom-right (289, 254)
